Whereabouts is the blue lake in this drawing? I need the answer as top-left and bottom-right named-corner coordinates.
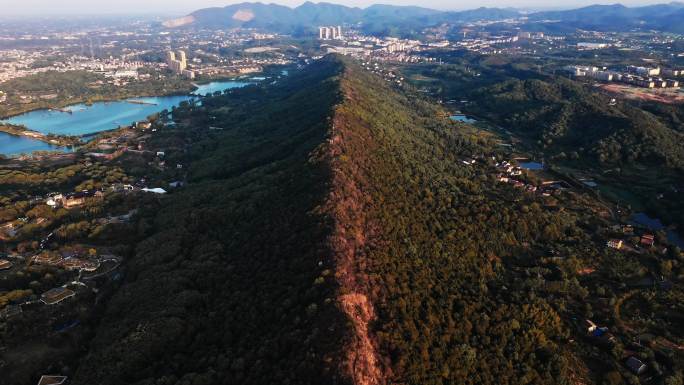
top-left (0, 133), bottom-right (72, 156)
top-left (192, 80), bottom-right (250, 96)
top-left (0, 80), bottom-right (249, 156)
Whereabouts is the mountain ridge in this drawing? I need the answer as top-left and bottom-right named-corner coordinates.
top-left (70, 56), bottom-right (351, 385)
top-left (64, 54), bottom-right (638, 384)
top-left (529, 1), bottom-right (684, 31)
top-left (162, 1), bottom-right (684, 34)
top-left (162, 2), bottom-right (517, 32)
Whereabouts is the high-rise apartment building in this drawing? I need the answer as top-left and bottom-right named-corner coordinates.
top-left (318, 26), bottom-right (343, 40)
top-left (166, 49), bottom-right (193, 78)
top-left (166, 51), bottom-right (176, 64)
top-left (176, 50), bottom-right (187, 69)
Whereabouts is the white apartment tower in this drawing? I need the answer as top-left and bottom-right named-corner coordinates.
top-left (318, 26), bottom-right (343, 40)
top-left (166, 51), bottom-right (176, 64)
top-left (166, 49), bottom-right (192, 78)
top-left (176, 50), bottom-right (187, 69)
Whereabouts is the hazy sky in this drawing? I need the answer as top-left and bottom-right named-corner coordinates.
top-left (5, 0), bottom-right (673, 15)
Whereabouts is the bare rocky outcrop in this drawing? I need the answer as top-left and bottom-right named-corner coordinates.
top-left (232, 9), bottom-right (255, 22)
top-left (161, 15), bottom-right (195, 28)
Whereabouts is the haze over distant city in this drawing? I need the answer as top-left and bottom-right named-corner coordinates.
top-left (4, 0), bottom-right (679, 15)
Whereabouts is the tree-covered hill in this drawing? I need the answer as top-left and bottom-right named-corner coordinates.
top-left (331, 57), bottom-right (576, 385)
top-left (162, 2), bottom-right (515, 36)
top-left (164, 2), bottom-right (684, 35)
top-left (71, 57), bottom-right (350, 385)
top-left (69, 56), bottom-right (684, 385)
top-left (530, 3), bottom-right (684, 33)
top-left (470, 77), bottom-right (684, 170)
top-left (463, 75), bottom-right (684, 230)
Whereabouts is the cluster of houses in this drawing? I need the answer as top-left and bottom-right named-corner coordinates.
top-left (83, 121), bottom-right (154, 160)
top-left (565, 65), bottom-right (682, 89)
top-left (495, 160), bottom-right (547, 194)
top-left (457, 120), bottom-right (665, 380)
top-left (31, 251), bottom-right (101, 272)
top-left (359, 61), bottom-right (406, 85)
top-left (606, 224), bottom-right (664, 253)
top-left (46, 190), bottom-right (103, 209)
top-left (582, 319), bottom-right (649, 375)
top-left (0, 216), bottom-right (47, 241)
top-left (0, 285), bottom-right (77, 322)
top-left (0, 249), bottom-right (123, 321)
top-left (1, 182), bottom-right (161, 245)
top-left (0, 251), bottom-right (121, 318)
top-left (44, 178), bottom-right (169, 210)
top-left (0, 108), bottom-right (183, 383)
top-left (0, 250), bottom-right (107, 320)
top-left (458, 156), bottom-right (567, 197)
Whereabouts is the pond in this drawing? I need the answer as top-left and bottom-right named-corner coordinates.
top-left (0, 80), bottom-right (250, 156)
top-left (519, 161), bottom-right (544, 170)
top-left (630, 212), bottom-right (684, 249)
top-left (449, 114), bottom-right (478, 123)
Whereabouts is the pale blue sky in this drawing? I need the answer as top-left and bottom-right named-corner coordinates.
top-left (5, 0), bottom-right (673, 15)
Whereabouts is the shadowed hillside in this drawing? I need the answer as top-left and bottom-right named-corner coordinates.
top-left (71, 57), bottom-right (351, 385)
top-left (68, 56), bottom-right (684, 385)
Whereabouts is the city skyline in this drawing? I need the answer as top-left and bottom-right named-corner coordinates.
top-left (4, 0), bottom-right (680, 16)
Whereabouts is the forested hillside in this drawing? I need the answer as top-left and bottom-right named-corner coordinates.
top-left (71, 58), bottom-right (349, 385)
top-left (333, 57), bottom-right (683, 385)
top-left (470, 77), bottom-right (684, 169)
top-left (464, 75), bottom-right (684, 230)
top-left (410, 58), bottom-right (684, 232)
top-left (332, 58), bottom-right (579, 384)
top-left (69, 56), bottom-right (684, 385)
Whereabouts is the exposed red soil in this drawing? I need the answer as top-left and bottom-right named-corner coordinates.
top-left (324, 73), bottom-right (387, 385)
top-left (599, 83), bottom-right (684, 104)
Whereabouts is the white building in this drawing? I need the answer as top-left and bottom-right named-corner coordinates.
top-left (630, 66), bottom-right (660, 77)
top-left (166, 50), bottom-right (194, 78)
top-left (577, 42), bottom-right (609, 49)
top-left (319, 26), bottom-right (343, 40)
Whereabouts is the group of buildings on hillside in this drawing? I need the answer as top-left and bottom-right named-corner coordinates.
top-left (564, 65), bottom-right (682, 88)
top-left (318, 31), bottom-right (440, 63)
top-left (164, 49), bottom-right (274, 79)
top-left (166, 50), bottom-right (195, 79)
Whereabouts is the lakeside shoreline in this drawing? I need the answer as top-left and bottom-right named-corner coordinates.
top-left (0, 75), bottom-right (251, 120)
top-left (0, 77), bottom-right (260, 158)
top-left (0, 88), bottom-right (195, 120)
top-left (0, 124), bottom-right (81, 148)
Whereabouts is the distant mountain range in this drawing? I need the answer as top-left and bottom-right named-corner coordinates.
top-left (162, 1), bottom-right (684, 34)
top-left (161, 1), bottom-right (518, 34)
top-left (529, 2), bottom-right (684, 33)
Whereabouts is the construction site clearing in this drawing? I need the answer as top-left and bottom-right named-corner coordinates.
top-left (600, 83), bottom-right (684, 104)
